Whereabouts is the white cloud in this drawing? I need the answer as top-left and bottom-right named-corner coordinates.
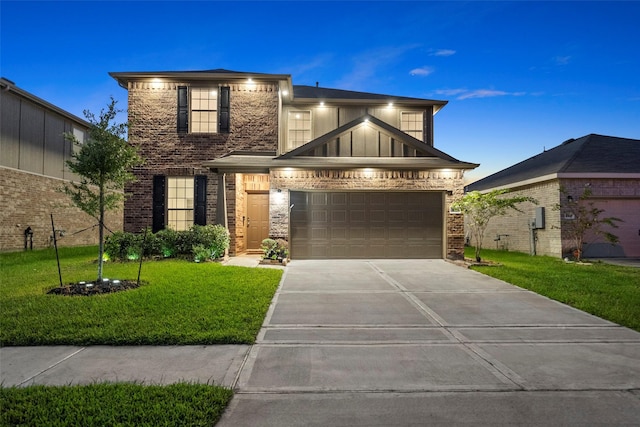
top-left (434, 88), bottom-right (468, 97)
top-left (434, 88), bottom-right (526, 100)
top-left (430, 49), bottom-right (456, 57)
top-left (554, 55), bottom-right (571, 66)
top-left (409, 66), bottom-right (435, 76)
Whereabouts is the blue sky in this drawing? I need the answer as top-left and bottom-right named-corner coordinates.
top-left (2, 1), bottom-right (639, 182)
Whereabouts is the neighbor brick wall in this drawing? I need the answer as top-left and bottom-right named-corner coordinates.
top-left (123, 81), bottom-right (279, 234)
top-left (471, 180), bottom-right (562, 257)
top-left (270, 169), bottom-right (466, 259)
top-left (0, 166), bottom-right (123, 252)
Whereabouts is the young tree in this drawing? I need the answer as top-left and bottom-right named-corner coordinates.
top-left (63, 98), bottom-right (143, 282)
top-left (556, 187), bottom-right (621, 262)
top-left (451, 189), bottom-right (537, 262)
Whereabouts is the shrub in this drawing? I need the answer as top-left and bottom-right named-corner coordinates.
top-left (155, 228), bottom-right (181, 258)
top-left (104, 231), bottom-right (141, 261)
top-left (104, 225), bottom-right (230, 262)
top-left (261, 238), bottom-right (288, 260)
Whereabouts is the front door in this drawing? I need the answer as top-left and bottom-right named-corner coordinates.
top-left (246, 193), bottom-right (270, 250)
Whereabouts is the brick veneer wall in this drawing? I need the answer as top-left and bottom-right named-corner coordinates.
top-left (473, 177), bottom-right (640, 258)
top-left (123, 81), bottom-right (279, 234)
top-left (0, 167), bottom-right (123, 252)
top-left (472, 180), bottom-right (562, 257)
top-left (270, 169), bottom-right (466, 260)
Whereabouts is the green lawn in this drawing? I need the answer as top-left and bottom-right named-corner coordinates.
top-left (0, 383), bottom-right (233, 426)
top-left (0, 246), bottom-right (283, 346)
top-left (465, 247), bottom-right (640, 332)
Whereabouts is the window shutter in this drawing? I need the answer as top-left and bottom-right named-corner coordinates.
top-left (194, 175), bottom-right (207, 226)
top-left (152, 176), bottom-right (166, 232)
top-left (177, 86), bottom-right (188, 133)
top-left (219, 86), bottom-right (230, 133)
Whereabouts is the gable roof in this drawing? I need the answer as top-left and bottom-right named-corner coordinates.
top-left (204, 113), bottom-right (478, 172)
top-left (277, 113), bottom-right (459, 162)
top-left (467, 134), bottom-right (640, 191)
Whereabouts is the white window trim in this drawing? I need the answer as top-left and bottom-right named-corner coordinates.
top-left (400, 111), bottom-right (424, 142)
top-left (190, 87), bottom-right (218, 134)
top-left (287, 109), bottom-right (312, 150)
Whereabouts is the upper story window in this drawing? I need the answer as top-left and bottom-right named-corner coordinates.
top-left (177, 86), bottom-right (230, 134)
top-left (190, 88), bottom-right (218, 133)
top-left (401, 111), bottom-right (424, 142)
top-left (71, 127), bottom-right (85, 155)
top-left (288, 110), bottom-right (311, 148)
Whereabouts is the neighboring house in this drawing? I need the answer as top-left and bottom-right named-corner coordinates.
top-left (109, 69), bottom-right (478, 259)
top-left (0, 78), bottom-right (124, 251)
top-left (465, 134), bottom-right (640, 258)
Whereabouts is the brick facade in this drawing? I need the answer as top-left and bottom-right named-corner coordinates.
top-left (0, 167), bottom-right (123, 252)
top-left (472, 177), bottom-right (640, 258)
top-left (472, 180), bottom-right (562, 257)
top-left (123, 81), bottom-right (279, 234)
top-left (116, 72), bottom-right (473, 259)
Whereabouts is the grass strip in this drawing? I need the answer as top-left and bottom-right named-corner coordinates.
top-left (465, 247), bottom-right (640, 332)
top-left (0, 383), bottom-right (232, 426)
top-left (1, 246), bottom-right (282, 346)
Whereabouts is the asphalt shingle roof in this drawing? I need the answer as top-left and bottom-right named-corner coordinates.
top-left (467, 134), bottom-right (640, 191)
top-left (293, 85), bottom-right (446, 103)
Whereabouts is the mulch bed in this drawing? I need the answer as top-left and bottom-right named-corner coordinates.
top-left (47, 280), bottom-right (141, 296)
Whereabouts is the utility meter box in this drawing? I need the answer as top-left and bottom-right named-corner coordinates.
top-left (533, 207), bottom-right (545, 229)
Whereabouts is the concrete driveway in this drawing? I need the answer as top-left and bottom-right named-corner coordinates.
top-left (219, 259), bottom-right (640, 426)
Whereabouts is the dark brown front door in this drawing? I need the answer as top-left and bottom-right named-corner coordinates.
top-left (247, 193), bottom-right (270, 250)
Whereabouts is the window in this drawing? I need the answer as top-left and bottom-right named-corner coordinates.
top-left (167, 177), bottom-right (195, 231)
top-left (153, 176), bottom-right (207, 233)
top-left (191, 88), bottom-right (218, 133)
top-left (177, 86), bottom-right (229, 134)
top-left (71, 127), bottom-right (85, 155)
top-left (288, 110), bottom-right (311, 148)
top-left (401, 112), bottom-right (424, 141)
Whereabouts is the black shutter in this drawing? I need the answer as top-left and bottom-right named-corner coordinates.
top-left (194, 175), bottom-right (207, 226)
top-left (177, 86), bottom-right (188, 133)
top-left (152, 176), bottom-right (166, 232)
top-left (219, 86), bottom-right (230, 133)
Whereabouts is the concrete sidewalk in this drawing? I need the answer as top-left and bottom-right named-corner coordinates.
top-left (2, 259), bottom-right (639, 425)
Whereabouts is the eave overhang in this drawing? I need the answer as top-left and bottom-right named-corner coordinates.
top-left (109, 70), bottom-right (293, 95)
top-left (203, 155), bottom-right (478, 173)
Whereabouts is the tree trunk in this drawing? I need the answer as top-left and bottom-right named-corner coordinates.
top-left (97, 185), bottom-right (105, 282)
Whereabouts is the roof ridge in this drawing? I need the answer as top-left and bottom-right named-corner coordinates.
top-left (558, 134), bottom-right (590, 173)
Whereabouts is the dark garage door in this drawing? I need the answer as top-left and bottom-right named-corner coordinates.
top-left (290, 191), bottom-right (443, 259)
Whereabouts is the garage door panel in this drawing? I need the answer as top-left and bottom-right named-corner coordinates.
top-left (388, 210), bottom-right (406, 222)
top-left (290, 191), bottom-right (443, 259)
top-left (349, 193), bottom-right (367, 204)
top-left (311, 210), bottom-right (328, 222)
top-left (311, 227), bottom-right (328, 239)
top-left (370, 210), bottom-right (386, 222)
top-left (331, 227), bottom-right (347, 240)
top-left (370, 226), bottom-right (387, 239)
top-left (331, 193), bottom-right (348, 205)
top-left (350, 227), bottom-right (366, 240)
top-left (311, 193), bottom-right (328, 205)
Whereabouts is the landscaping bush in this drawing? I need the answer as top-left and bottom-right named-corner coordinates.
top-left (261, 238), bottom-right (289, 260)
top-left (104, 225), bottom-right (230, 262)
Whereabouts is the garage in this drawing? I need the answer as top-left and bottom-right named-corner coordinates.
top-left (290, 191), bottom-right (444, 259)
top-left (583, 198), bottom-right (640, 258)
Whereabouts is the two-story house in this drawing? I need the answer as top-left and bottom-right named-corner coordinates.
top-left (109, 69), bottom-right (478, 259)
top-left (0, 78), bottom-right (123, 251)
